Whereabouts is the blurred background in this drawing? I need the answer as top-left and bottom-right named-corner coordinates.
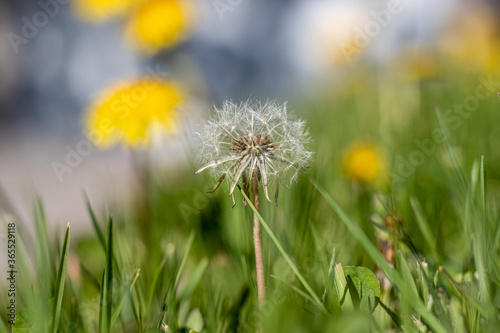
top-left (0, 0), bottom-right (500, 232)
top-left (2, 0), bottom-right (500, 331)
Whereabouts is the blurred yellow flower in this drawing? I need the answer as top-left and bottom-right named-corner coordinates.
top-left (126, 0), bottom-right (191, 53)
top-left (439, 4), bottom-right (500, 74)
top-left (85, 80), bottom-right (183, 148)
top-left (342, 142), bottom-right (386, 184)
top-left (395, 46), bottom-right (439, 81)
top-left (73, 0), bottom-right (139, 23)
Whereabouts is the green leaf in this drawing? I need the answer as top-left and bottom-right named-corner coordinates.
top-left (52, 224), bottom-right (70, 333)
top-left (343, 266), bottom-right (380, 312)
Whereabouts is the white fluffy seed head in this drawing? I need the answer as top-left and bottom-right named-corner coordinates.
top-left (195, 100), bottom-right (312, 199)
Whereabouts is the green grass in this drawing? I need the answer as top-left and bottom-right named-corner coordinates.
top-left (2, 71), bottom-right (500, 332)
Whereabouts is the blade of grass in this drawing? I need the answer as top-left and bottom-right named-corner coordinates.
top-left (311, 179), bottom-right (449, 333)
top-left (239, 186), bottom-right (327, 314)
top-left (410, 197), bottom-right (437, 259)
top-left (111, 268), bottom-right (140, 325)
top-left (435, 108), bottom-right (468, 194)
top-left (397, 254), bottom-right (419, 300)
top-left (0, 317), bottom-right (7, 333)
top-left (322, 247), bottom-right (336, 304)
top-left (177, 258), bottom-right (209, 300)
top-left (147, 255), bottom-right (168, 313)
top-left (310, 224), bottom-right (329, 280)
top-left (271, 275), bottom-right (328, 314)
top-left (157, 230), bottom-right (196, 327)
top-left (99, 269), bottom-right (108, 333)
top-left (84, 191), bottom-right (106, 251)
top-left (378, 300), bottom-right (401, 327)
top-left (174, 230), bottom-right (196, 290)
top-left (33, 197), bottom-right (53, 288)
top-left (51, 223), bottom-right (70, 333)
top-left (438, 266), bottom-right (487, 316)
top-left (480, 156), bottom-right (485, 216)
top-left (106, 217), bottom-right (113, 332)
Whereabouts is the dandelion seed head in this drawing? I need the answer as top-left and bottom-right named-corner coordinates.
top-left (195, 100), bottom-right (312, 204)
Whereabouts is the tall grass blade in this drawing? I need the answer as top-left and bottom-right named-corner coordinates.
top-left (174, 230), bottom-right (196, 290)
top-left (106, 217), bottom-right (113, 332)
top-left (480, 156), bottom-right (485, 216)
top-left (99, 269), bottom-right (108, 333)
top-left (271, 275), bottom-right (325, 313)
top-left (84, 192), bottom-right (106, 251)
top-left (158, 230), bottom-right (196, 327)
top-left (435, 108), bottom-right (468, 194)
top-left (177, 258), bottom-right (209, 300)
top-left (0, 316), bottom-right (7, 333)
top-left (51, 223), bottom-right (70, 333)
top-left (33, 197), bottom-right (53, 285)
top-left (410, 197), bottom-right (437, 259)
top-left (111, 269), bottom-right (140, 325)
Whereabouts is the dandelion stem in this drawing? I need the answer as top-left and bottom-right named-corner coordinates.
top-left (252, 176), bottom-right (266, 308)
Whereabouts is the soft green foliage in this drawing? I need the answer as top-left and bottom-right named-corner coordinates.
top-left (2, 75), bottom-right (500, 332)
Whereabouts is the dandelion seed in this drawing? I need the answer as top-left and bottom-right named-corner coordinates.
top-left (195, 100), bottom-right (312, 207)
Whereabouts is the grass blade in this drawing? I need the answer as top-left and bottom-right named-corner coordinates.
top-left (239, 186), bottom-right (328, 314)
top-left (99, 269), bottom-right (108, 333)
top-left (84, 192), bottom-right (106, 251)
top-left (410, 197), bottom-right (437, 259)
top-left (435, 108), bottom-right (468, 194)
top-left (480, 155), bottom-right (485, 216)
top-left (158, 230), bottom-right (196, 327)
top-left (52, 224), bottom-right (70, 333)
top-left (111, 269), bottom-right (141, 325)
top-left (0, 315), bottom-right (7, 333)
top-left (177, 258), bottom-right (209, 300)
top-left (106, 217), bottom-right (113, 332)
top-left (271, 274), bottom-right (325, 312)
top-left (174, 230), bottom-right (196, 290)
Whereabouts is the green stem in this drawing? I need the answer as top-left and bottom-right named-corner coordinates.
top-left (252, 177), bottom-right (266, 308)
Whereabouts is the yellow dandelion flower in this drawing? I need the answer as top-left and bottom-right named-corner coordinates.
top-left (342, 142), bottom-right (386, 184)
top-left (395, 46), bottom-right (439, 81)
top-left (439, 4), bottom-right (500, 74)
top-left (85, 79), bottom-right (183, 148)
top-left (126, 0), bottom-right (191, 54)
top-left (72, 0), bottom-right (140, 23)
